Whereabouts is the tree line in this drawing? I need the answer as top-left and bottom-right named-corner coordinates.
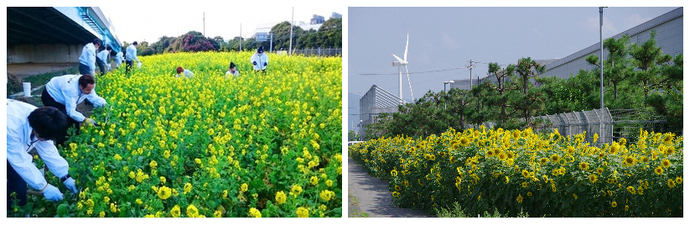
top-left (361, 30), bottom-right (682, 140)
top-left (123, 18), bottom-right (341, 56)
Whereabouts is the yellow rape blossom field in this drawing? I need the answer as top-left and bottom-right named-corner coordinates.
top-left (16, 52), bottom-right (342, 217)
top-left (349, 126), bottom-right (683, 217)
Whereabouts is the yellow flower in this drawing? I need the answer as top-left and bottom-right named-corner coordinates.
top-left (241, 183), bottom-right (248, 192)
top-left (296, 207), bottom-right (309, 218)
top-left (668, 179), bottom-right (676, 188)
top-left (249, 208), bottom-right (262, 218)
top-left (521, 182), bottom-right (528, 188)
top-left (578, 162), bottom-right (589, 171)
top-left (550, 154), bottom-right (560, 162)
top-left (159, 176), bottom-right (166, 184)
top-left (186, 204), bottom-right (199, 218)
top-left (391, 169), bottom-right (398, 177)
top-left (611, 201), bottom-right (617, 208)
top-left (589, 174), bottom-right (598, 183)
top-left (319, 190), bottom-right (333, 202)
top-left (675, 177), bottom-right (682, 184)
top-left (626, 186), bottom-right (636, 195)
top-left (504, 176), bottom-right (510, 184)
top-left (214, 210), bottom-right (222, 218)
top-left (661, 159), bottom-right (671, 168)
top-left (516, 194), bottom-right (523, 203)
top-left (114, 154), bottom-right (122, 161)
top-left (275, 191), bottom-right (287, 205)
top-left (559, 167), bottom-right (566, 175)
top-left (290, 184), bottom-right (303, 197)
top-left (157, 186), bottom-right (172, 200)
top-left (171, 205), bottom-right (181, 218)
top-left (654, 166), bottom-right (664, 175)
top-left (310, 176), bottom-right (319, 185)
top-left (527, 192), bottom-right (533, 197)
top-left (596, 167), bottom-right (604, 175)
top-left (539, 158), bottom-right (548, 165)
top-left (150, 160), bottom-right (158, 168)
top-left (184, 183), bottom-right (192, 194)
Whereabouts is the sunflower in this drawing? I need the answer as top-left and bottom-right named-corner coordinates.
top-left (661, 159), bottom-right (671, 168)
top-left (668, 179), bottom-right (676, 188)
top-left (596, 167), bottom-right (604, 175)
top-left (641, 156), bottom-right (650, 163)
top-left (663, 133), bottom-right (674, 145)
top-left (460, 137), bottom-right (470, 147)
top-left (522, 182), bottom-right (528, 188)
top-left (559, 167), bottom-right (566, 175)
top-left (611, 201), bottom-right (618, 208)
top-left (654, 166), bottom-right (664, 175)
top-left (527, 192), bottom-right (532, 197)
top-left (539, 158), bottom-right (549, 165)
top-left (623, 156), bottom-right (636, 166)
top-left (391, 169), bottom-right (398, 177)
top-left (609, 142), bottom-right (620, 155)
top-left (550, 154), bottom-right (560, 162)
top-left (589, 174), bottom-right (598, 183)
top-left (665, 145), bottom-right (675, 155)
top-left (516, 194), bottom-right (524, 203)
top-left (676, 177), bottom-right (683, 184)
top-left (637, 186), bottom-right (644, 195)
top-left (498, 152), bottom-right (508, 161)
top-left (626, 186), bottom-right (636, 195)
top-left (567, 146), bottom-right (575, 155)
top-left (579, 162), bottom-right (590, 171)
top-left (522, 170), bottom-right (530, 178)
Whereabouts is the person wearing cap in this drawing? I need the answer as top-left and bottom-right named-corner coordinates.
top-left (175, 66), bottom-right (195, 78)
top-left (41, 74), bottom-right (107, 145)
top-left (7, 99), bottom-right (79, 209)
top-left (125, 41), bottom-right (141, 73)
top-left (225, 62), bottom-right (240, 78)
top-left (250, 46), bottom-right (269, 72)
top-left (97, 45), bottom-right (112, 75)
top-left (78, 38), bottom-right (102, 76)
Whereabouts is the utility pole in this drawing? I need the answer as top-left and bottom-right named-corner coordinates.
top-left (465, 60), bottom-right (479, 87)
top-left (599, 6), bottom-right (608, 143)
top-left (289, 7), bottom-right (294, 56)
top-left (240, 23), bottom-right (242, 51)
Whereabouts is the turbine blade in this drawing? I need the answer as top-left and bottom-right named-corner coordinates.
top-left (391, 53), bottom-right (404, 63)
top-left (405, 65), bottom-right (414, 100)
top-left (404, 32), bottom-right (409, 62)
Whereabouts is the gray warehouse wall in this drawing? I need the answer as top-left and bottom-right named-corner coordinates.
top-left (7, 44), bottom-right (83, 64)
top-left (541, 8), bottom-right (683, 79)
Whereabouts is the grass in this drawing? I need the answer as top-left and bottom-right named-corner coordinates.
top-left (348, 189), bottom-right (369, 218)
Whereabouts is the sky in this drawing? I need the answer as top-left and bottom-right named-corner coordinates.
top-left (347, 6), bottom-right (680, 131)
top-left (99, 4), bottom-right (343, 43)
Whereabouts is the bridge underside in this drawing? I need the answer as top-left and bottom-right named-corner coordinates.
top-left (7, 7), bottom-right (97, 46)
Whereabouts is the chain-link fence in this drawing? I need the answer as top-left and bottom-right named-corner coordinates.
top-left (293, 48), bottom-right (341, 57)
top-left (470, 108), bottom-right (669, 146)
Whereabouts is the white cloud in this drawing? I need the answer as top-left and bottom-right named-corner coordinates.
top-left (585, 16), bottom-right (618, 37)
top-left (624, 14), bottom-right (651, 30)
top-left (441, 33), bottom-right (459, 49)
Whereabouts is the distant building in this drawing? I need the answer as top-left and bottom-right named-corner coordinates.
top-left (252, 12), bottom-right (341, 38)
top-left (450, 7), bottom-right (683, 90)
top-left (310, 14), bottom-right (325, 24)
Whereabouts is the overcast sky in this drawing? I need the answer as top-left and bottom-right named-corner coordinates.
top-left (99, 4), bottom-right (342, 43)
top-left (346, 6), bottom-right (680, 131)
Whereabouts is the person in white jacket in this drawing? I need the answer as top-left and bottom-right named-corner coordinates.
top-left (125, 41), bottom-right (141, 73)
top-left (175, 66), bottom-right (194, 78)
top-left (78, 38), bottom-right (102, 76)
top-left (7, 99), bottom-right (79, 208)
top-left (225, 62), bottom-right (240, 78)
top-left (250, 46), bottom-right (269, 72)
top-left (114, 51), bottom-right (124, 69)
top-left (41, 74), bottom-right (107, 145)
top-left (97, 45), bottom-right (112, 75)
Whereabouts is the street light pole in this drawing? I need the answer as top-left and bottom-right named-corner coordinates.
top-left (599, 6), bottom-right (607, 144)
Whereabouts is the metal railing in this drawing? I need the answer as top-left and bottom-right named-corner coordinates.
top-left (293, 48), bottom-right (341, 57)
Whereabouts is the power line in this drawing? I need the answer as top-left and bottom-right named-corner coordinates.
top-left (358, 67), bottom-right (466, 76)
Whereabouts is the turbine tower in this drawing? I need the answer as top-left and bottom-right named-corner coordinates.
top-left (392, 31), bottom-right (413, 103)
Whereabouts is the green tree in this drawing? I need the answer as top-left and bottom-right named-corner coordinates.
top-left (629, 30), bottom-right (670, 97)
top-left (510, 57), bottom-right (546, 126)
top-left (318, 18), bottom-right (342, 47)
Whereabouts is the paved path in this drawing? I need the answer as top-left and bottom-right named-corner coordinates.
top-left (348, 157), bottom-right (434, 218)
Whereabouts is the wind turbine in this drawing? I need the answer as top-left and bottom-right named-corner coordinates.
top-left (391, 31), bottom-right (414, 103)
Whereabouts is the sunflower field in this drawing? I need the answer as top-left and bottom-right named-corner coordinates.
top-left (348, 126), bottom-right (683, 217)
top-left (10, 51), bottom-right (342, 217)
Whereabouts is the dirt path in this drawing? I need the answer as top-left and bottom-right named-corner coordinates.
top-left (347, 157), bottom-right (434, 218)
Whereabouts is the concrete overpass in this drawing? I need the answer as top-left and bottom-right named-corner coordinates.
top-left (7, 7), bottom-right (122, 77)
